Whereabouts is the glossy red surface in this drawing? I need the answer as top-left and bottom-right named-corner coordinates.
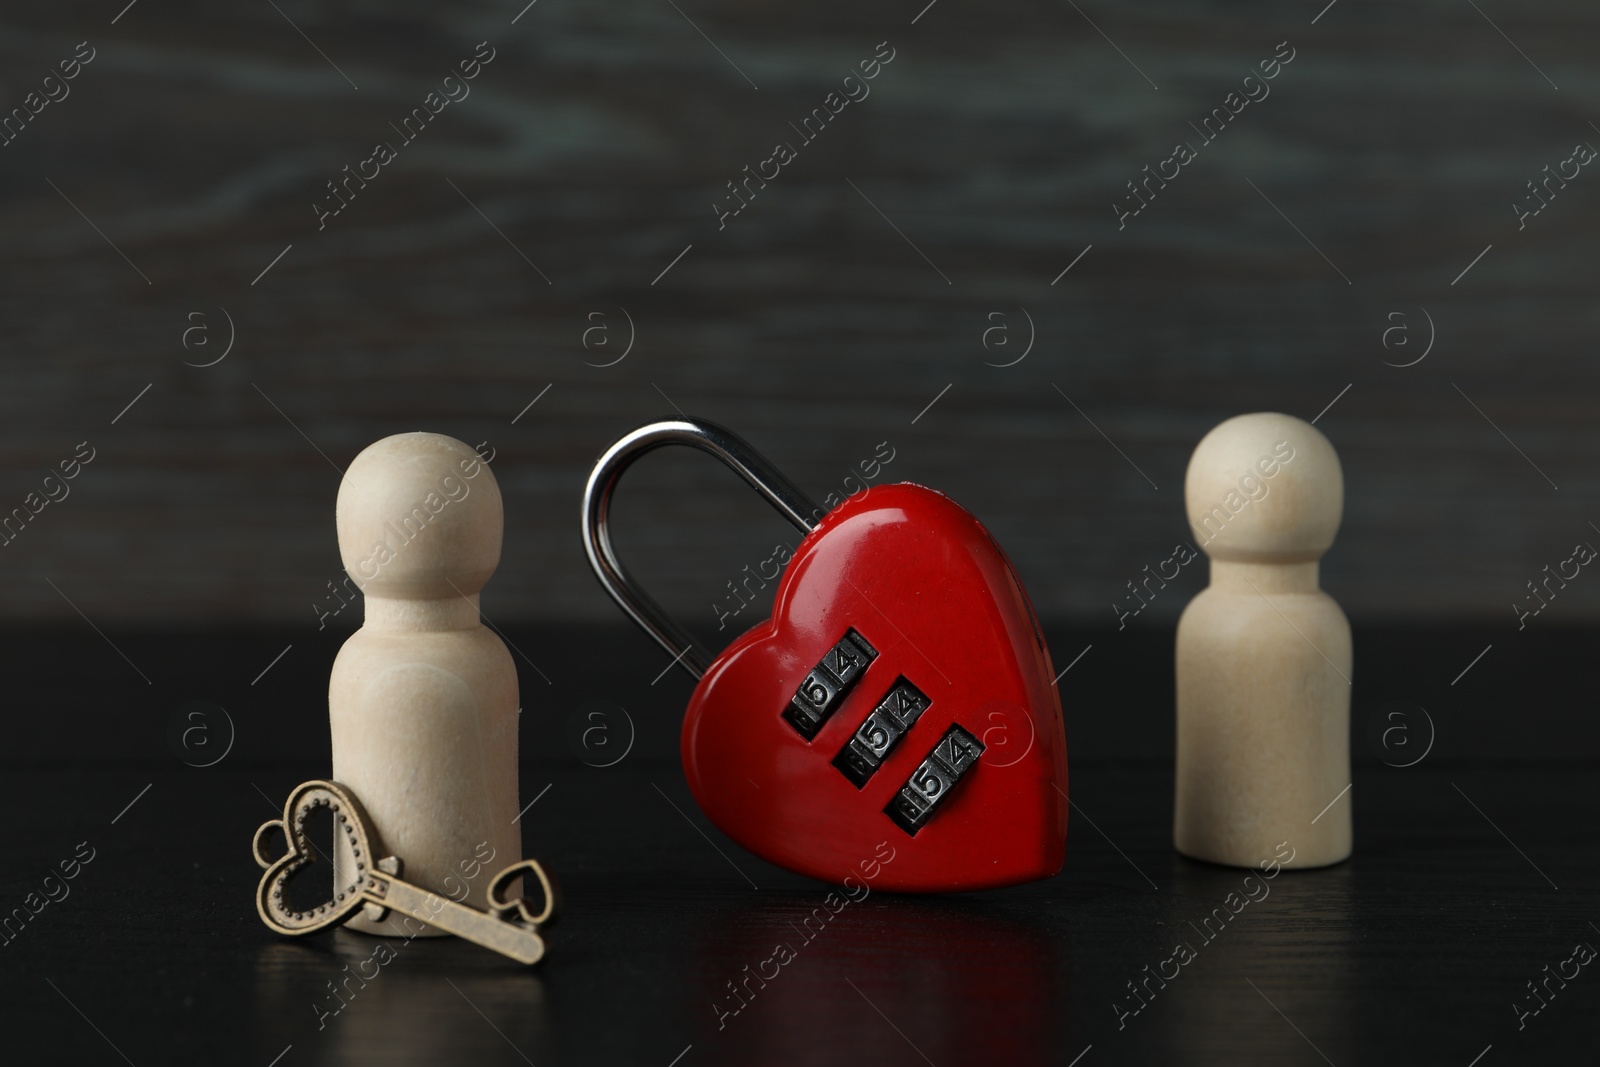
top-left (681, 483), bottom-right (1068, 892)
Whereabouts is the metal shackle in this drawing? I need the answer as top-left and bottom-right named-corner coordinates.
top-left (581, 417), bottom-right (822, 681)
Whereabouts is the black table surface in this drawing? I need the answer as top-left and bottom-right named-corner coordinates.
top-left (3, 624), bottom-right (1596, 1065)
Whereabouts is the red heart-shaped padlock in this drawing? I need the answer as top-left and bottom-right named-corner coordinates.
top-left (584, 419), bottom-right (1068, 892)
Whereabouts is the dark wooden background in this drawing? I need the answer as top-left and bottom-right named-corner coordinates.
top-left (2, 0), bottom-right (1597, 632)
top-left (4, 5), bottom-right (1599, 1062)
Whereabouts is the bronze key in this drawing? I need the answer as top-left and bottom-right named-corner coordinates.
top-left (253, 780), bottom-right (557, 965)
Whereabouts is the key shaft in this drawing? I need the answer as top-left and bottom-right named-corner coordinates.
top-left (364, 871), bottom-right (546, 965)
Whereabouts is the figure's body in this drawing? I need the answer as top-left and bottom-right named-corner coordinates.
top-left (1174, 413), bottom-right (1351, 869)
top-left (330, 432), bottom-right (520, 934)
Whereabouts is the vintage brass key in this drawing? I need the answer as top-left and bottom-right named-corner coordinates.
top-left (253, 780), bottom-right (557, 965)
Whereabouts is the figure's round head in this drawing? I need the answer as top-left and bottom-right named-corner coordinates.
top-left (1183, 412), bottom-right (1342, 562)
top-left (336, 433), bottom-right (502, 599)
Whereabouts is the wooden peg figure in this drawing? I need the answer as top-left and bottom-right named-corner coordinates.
top-left (1174, 412), bottom-right (1352, 869)
top-left (330, 433), bottom-right (521, 934)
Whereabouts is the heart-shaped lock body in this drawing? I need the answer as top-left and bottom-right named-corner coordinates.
top-left (584, 420), bottom-right (1068, 893)
top-left (687, 483), bottom-right (1067, 891)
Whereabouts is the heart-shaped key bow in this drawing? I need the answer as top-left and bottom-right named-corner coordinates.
top-left (584, 419), bottom-right (1068, 892)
